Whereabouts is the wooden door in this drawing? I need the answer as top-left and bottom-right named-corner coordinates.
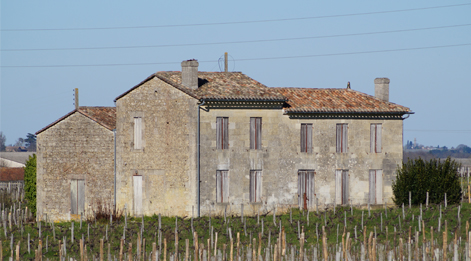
top-left (70, 179), bottom-right (85, 215)
top-left (133, 175), bottom-right (143, 216)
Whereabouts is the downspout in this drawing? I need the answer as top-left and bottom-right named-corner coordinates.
top-left (197, 100), bottom-right (205, 217)
top-left (113, 129), bottom-right (117, 212)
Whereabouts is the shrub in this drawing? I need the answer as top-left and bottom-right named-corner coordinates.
top-left (24, 154), bottom-right (37, 217)
top-left (392, 157), bottom-right (462, 206)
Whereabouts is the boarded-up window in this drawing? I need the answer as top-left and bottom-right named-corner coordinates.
top-left (249, 170), bottom-right (262, 203)
top-left (298, 170), bottom-right (315, 208)
top-left (369, 169), bottom-right (383, 204)
top-left (300, 124), bottom-right (313, 153)
top-left (250, 117), bottom-right (262, 150)
top-left (133, 175), bottom-right (143, 216)
top-left (336, 124), bottom-right (348, 153)
top-left (335, 170), bottom-right (349, 205)
top-left (370, 124), bottom-right (382, 153)
top-left (216, 170), bottom-right (229, 203)
top-left (70, 179), bottom-right (85, 215)
top-left (216, 117), bottom-right (229, 150)
top-left (134, 117), bottom-right (142, 150)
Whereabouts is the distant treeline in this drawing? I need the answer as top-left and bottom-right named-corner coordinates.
top-left (404, 144), bottom-right (471, 161)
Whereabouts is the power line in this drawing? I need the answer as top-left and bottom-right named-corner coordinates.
top-left (405, 129), bottom-right (471, 133)
top-left (2, 3), bottom-right (471, 32)
top-left (2, 23), bottom-right (470, 52)
top-left (2, 42), bottom-right (470, 68)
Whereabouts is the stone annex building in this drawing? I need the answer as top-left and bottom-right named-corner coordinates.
top-left (36, 59), bottom-right (412, 220)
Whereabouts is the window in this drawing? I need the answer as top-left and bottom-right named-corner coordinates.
top-left (216, 117), bottom-right (229, 150)
top-left (336, 124), bottom-right (348, 153)
top-left (370, 124), bottom-right (382, 153)
top-left (335, 170), bottom-right (349, 205)
top-left (250, 117), bottom-right (262, 150)
top-left (134, 117), bottom-right (142, 150)
top-left (298, 170), bottom-right (315, 209)
top-left (249, 170), bottom-right (262, 202)
top-left (369, 170), bottom-right (383, 204)
top-left (300, 124), bottom-right (313, 153)
top-left (216, 170), bottom-right (229, 203)
top-left (133, 175), bottom-right (143, 216)
top-left (70, 179), bottom-right (85, 215)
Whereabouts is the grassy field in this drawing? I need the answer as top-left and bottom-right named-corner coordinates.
top-left (1, 202), bottom-right (470, 260)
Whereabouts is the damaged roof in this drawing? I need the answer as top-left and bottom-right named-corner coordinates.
top-left (36, 106), bottom-right (116, 135)
top-left (275, 88), bottom-right (411, 114)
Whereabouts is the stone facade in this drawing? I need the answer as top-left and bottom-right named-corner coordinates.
top-left (199, 109), bottom-right (403, 215)
top-left (36, 109), bottom-right (115, 221)
top-left (37, 60), bottom-right (411, 219)
top-left (115, 77), bottom-right (198, 217)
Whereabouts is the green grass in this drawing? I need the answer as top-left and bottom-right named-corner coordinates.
top-left (1, 203), bottom-right (470, 260)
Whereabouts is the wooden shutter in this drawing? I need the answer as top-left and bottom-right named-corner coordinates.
top-left (256, 171), bottom-right (262, 202)
top-left (77, 180), bottom-right (85, 215)
top-left (216, 171), bottom-right (222, 202)
top-left (370, 124), bottom-right (376, 153)
top-left (223, 171), bottom-right (229, 202)
top-left (376, 124), bottom-right (382, 153)
top-left (298, 171), bottom-right (305, 207)
top-left (342, 125), bottom-right (348, 153)
top-left (223, 118), bottom-right (229, 149)
top-left (134, 117), bottom-right (142, 150)
top-left (250, 118), bottom-right (256, 149)
top-left (342, 170), bottom-right (349, 204)
top-left (335, 170), bottom-right (342, 204)
top-left (71, 180), bottom-right (77, 214)
top-left (300, 125), bottom-right (306, 153)
top-left (216, 118), bottom-right (222, 150)
top-left (369, 170), bottom-right (376, 204)
top-left (250, 171), bottom-right (255, 202)
top-left (375, 170), bottom-right (383, 204)
top-left (133, 176), bottom-right (143, 216)
top-left (256, 118), bottom-right (262, 149)
top-left (307, 124), bottom-right (313, 153)
top-left (336, 125), bottom-right (341, 153)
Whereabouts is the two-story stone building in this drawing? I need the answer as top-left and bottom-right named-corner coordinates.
top-left (37, 59), bottom-right (412, 220)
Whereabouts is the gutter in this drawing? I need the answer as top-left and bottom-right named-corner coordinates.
top-left (285, 111), bottom-right (415, 115)
top-left (197, 100), bottom-right (206, 217)
top-left (113, 129), bottom-right (117, 211)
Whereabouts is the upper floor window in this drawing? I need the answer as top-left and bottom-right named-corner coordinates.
top-left (134, 117), bottom-right (143, 150)
top-left (216, 117), bottom-right (229, 150)
top-left (336, 124), bottom-right (348, 153)
top-left (300, 123), bottom-right (313, 153)
top-left (370, 124), bottom-right (382, 153)
top-left (249, 170), bottom-right (262, 203)
top-left (250, 117), bottom-right (262, 150)
top-left (216, 170), bottom-right (229, 203)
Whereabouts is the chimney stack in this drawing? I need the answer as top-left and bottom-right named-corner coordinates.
top-left (181, 59), bottom-right (199, 90)
top-left (374, 78), bottom-right (390, 102)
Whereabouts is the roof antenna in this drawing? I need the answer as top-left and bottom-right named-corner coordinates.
top-left (347, 82), bottom-right (351, 89)
top-left (218, 52), bottom-right (234, 72)
top-left (224, 52), bottom-right (228, 72)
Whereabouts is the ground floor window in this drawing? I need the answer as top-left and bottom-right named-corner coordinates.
top-left (250, 170), bottom-right (262, 203)
top-left (335, 170), bottom-right (349, 205)
top-left (369, 169), bottom-right (383, 204)
top-left (298, 170), bottom-right (315, 209)
top-left (216, 170), bottom-right (229, 203)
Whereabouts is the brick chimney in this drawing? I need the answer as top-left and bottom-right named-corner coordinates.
top-left (374, 78), bottom-right (390, 102)
top-left (181, 59), bottom-right (199, 90)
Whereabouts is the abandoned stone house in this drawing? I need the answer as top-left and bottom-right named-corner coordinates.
top-left (36, 59), bottom-right (412, 220)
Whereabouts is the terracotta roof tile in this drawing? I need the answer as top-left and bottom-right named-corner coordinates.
top-left (0, 168), bottom-right (24, 182)
top-left (36, 106), bottom-right (116, 135)
top-left (275, 88), bottom-right (411, 114)
top-left (156, 72), bottom-right (286, 101)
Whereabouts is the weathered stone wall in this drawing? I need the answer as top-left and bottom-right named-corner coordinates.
top-left (36, 113), bottom-right (115, 221)
top-left (115, 77), bottom-right (198, 217)
top-left (199, 108), bottom-right (403, 215)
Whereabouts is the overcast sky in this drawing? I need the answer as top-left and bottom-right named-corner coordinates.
top-left (1, 0), bottom-right (470, 148)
